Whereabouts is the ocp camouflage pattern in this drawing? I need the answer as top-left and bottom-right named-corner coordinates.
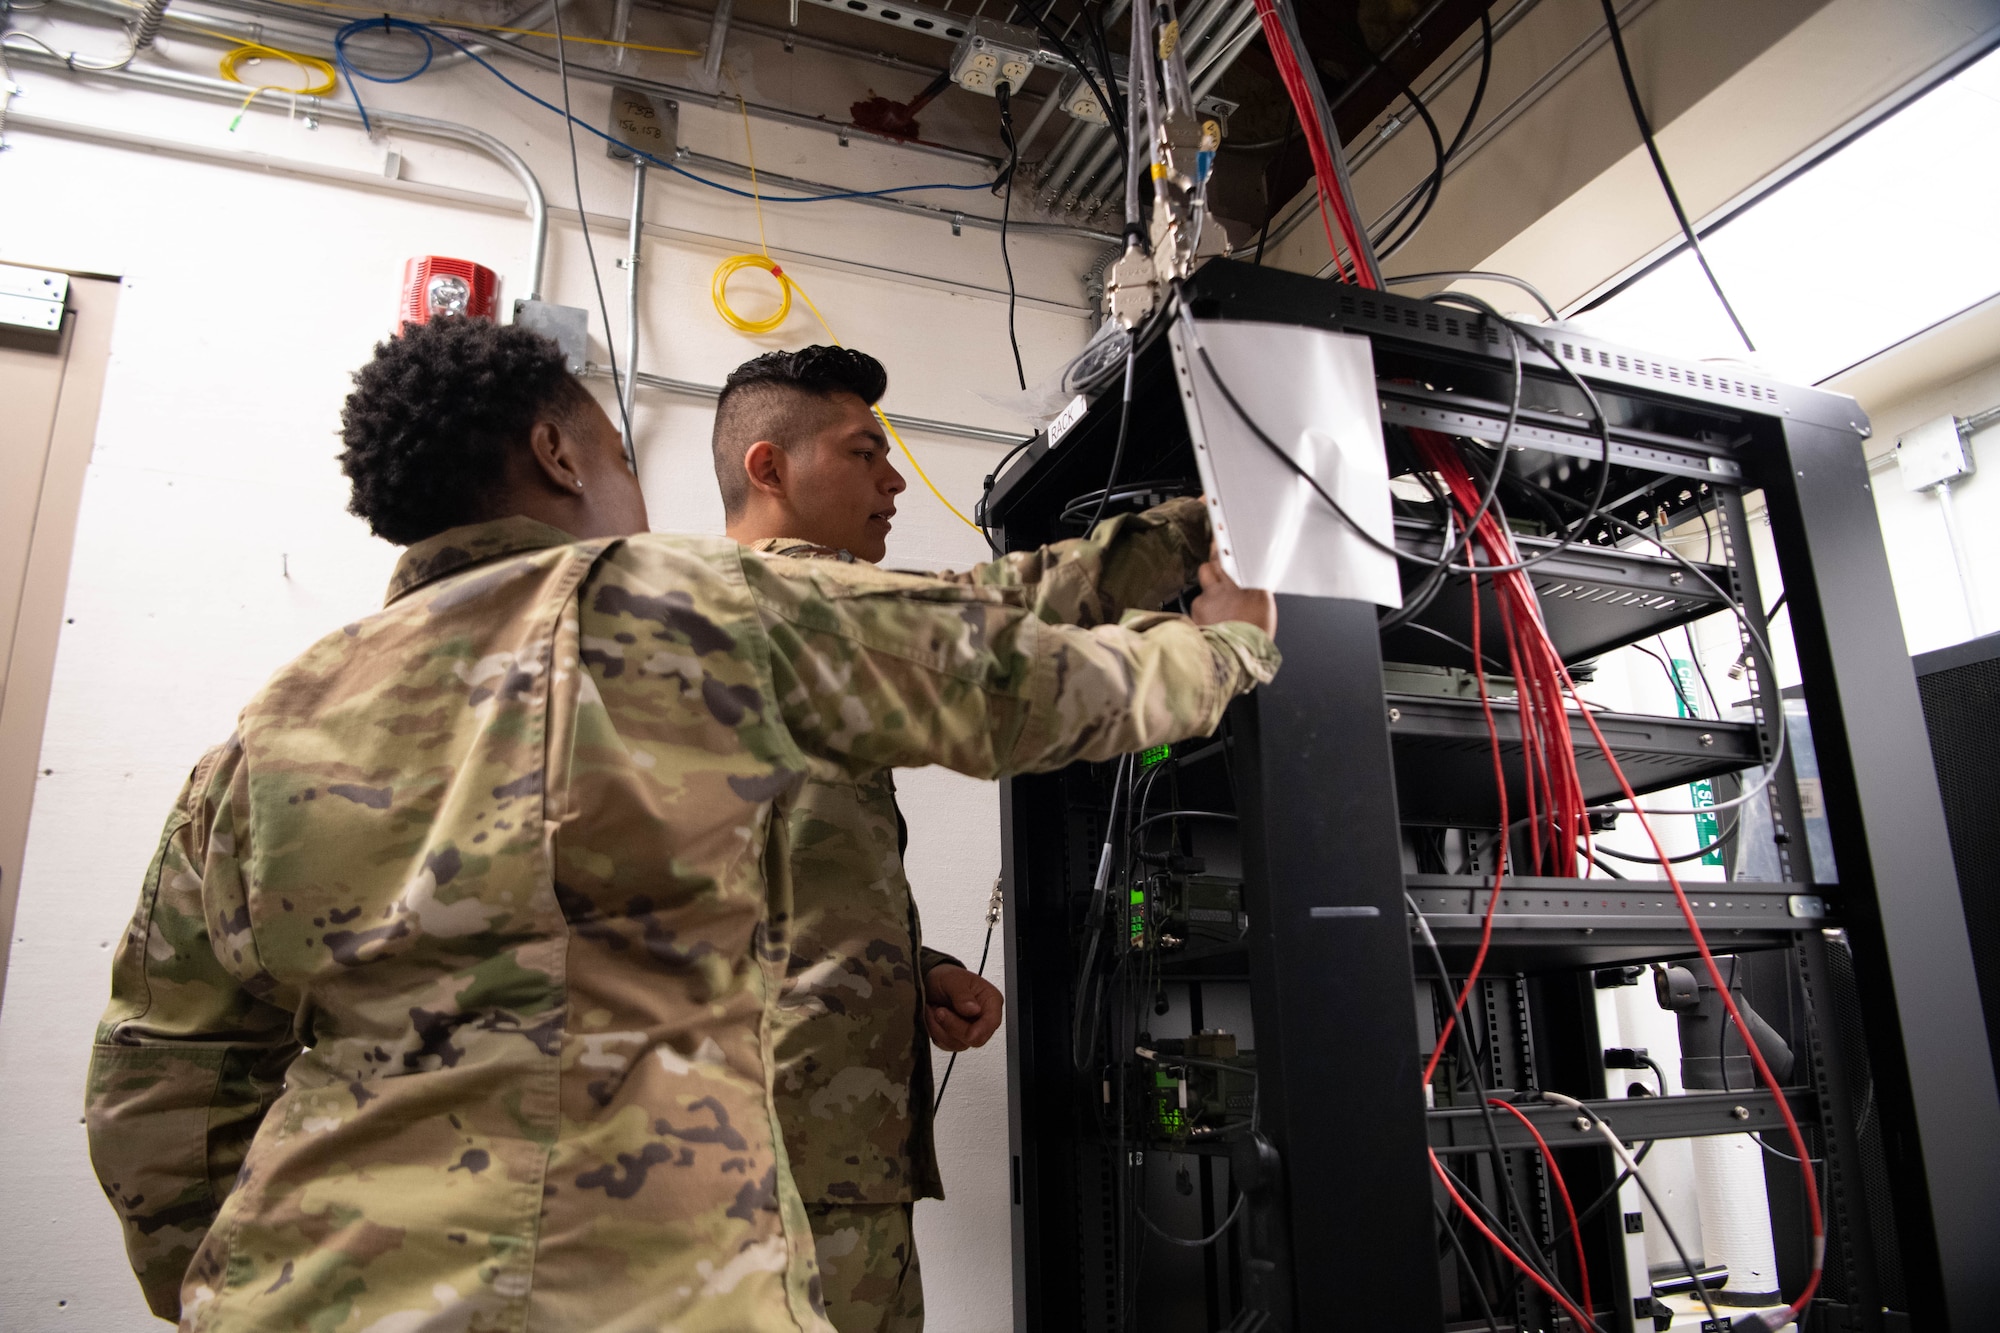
top-left (86, 512), bottom-right (1273, 1331)
top-left (750, 496), bottom-right (1210, 1211)
top-left (802, 1203), bottom-right (922, 1333)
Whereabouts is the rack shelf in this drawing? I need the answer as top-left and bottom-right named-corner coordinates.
top-left (1387, 693), bottom-right (1759, 826)
top-left (1405, 874), bottom-right (1827, 970)
top-left (1383, 518), bottom-right (1732, 669)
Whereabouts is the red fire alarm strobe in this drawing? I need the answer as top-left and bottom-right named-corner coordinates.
top-left (400, 256), bottom-right (498, 328)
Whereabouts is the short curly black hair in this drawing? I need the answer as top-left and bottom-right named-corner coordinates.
top-left (338, 317), bottom-right (597, 545)
top-left (711, 345), bottom-right (888, 518)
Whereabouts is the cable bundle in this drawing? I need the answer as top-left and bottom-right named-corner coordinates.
top-left (1407, 426), bottom-right (1590, 878)
top-left (1249, 0), bottom-right (1378, 287)
top-left (1404, 415), bottom-right (1827, 1326)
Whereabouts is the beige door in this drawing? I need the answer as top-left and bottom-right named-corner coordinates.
top-left (0, 267), bottom-right (119, 1008)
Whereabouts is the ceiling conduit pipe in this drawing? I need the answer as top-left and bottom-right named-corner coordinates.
top-left (1075, 0), bottom-right (1258, 220)
top-left (1030, 118), bottom-right (1085, 186)
top-left (1038, 122), bottom-right (1104, 205)
top-left (401, 10), bottom-right (1004, 168)
top-left (619, 369), bottom-right (1029, 446)
top-left (1171, 0), bottom-right (1232, 69)
top-left (1189, 0), bottom-right (1260, 91)
top-left (48, 0), bottom-right (564, 71)
top-left (1059, 131), bottom-right (1121, 213)
top-left (8, 40), bottom-right (1112, 245)
top-left (675, 145), bottom-right (1115, 239)
top-left (51, 0), bottom-right (1003, 166)
top-left (5, 45), bottom-right (550, 298)
top-left (1010, 75), bottom-right (1064, 157)
top-left (1066, 0), bottom-right (1234, 216)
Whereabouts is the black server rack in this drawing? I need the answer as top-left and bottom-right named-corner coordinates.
top-left (984, 261), bottom-right (2000, 1332)
top-left (1913, 632), bottom-right (2000, 1087)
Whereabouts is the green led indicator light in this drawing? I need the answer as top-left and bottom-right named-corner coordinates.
top-left (1140, 744), bottom-right (1171, 767)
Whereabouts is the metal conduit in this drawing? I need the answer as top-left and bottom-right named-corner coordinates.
top-left (50, 0), bottom-right (560, 70)
top-left (1189, 1), bottom-right (1260, 89)
top-left (7, 45), bottom-right (552, 298)
top-left (1038, 124), bottom-right (1107, 206)
top-left (50, 0), bottom-right (1005, 167)
top-left (453, 21), bottom-right (1005, 168)
top-left (615, 370), bottom-right (1028, 446)
top-left (1172, 0), bottom-right (1232, 68)
top-left (675, 147), bottom-right (1114, 240)
top-left (620, 160), bottom-right (647, 444)
top-left (1069, 0), bottom-right (1258, 218)
top-left (1060, 133), bottom-right (1121, 213)
top-left (1033, 119), bottom-right (1085, 183)
top-left (13, 33), bottom-right (1117, 247)
top-left (1036, 121), bottom-right (1099, 197)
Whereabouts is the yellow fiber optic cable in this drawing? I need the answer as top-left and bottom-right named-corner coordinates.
top-left (709, 87), bottom-right (983, 534)
top-left (210, 35), bottom-right (337, 128)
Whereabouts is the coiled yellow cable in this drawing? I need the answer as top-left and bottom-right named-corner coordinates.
top-left (711, 253), bottom-right (792, 336)
top-left (212, 37), bottom-right (337, 129)
top-left (709, 87), bottom-right (982, 534)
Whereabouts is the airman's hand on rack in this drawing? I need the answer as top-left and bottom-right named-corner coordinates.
top-left (1190, 551), bottom-right (1277, 639)
top-left (925, 963), bottom-right (1004, 1052)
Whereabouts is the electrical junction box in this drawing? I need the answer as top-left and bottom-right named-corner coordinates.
top-left (1897, 414), bottom-right (1975, 492)
top-left (949, 19), bottom-right (1036, 95)
top-left (606, 85), bottom-right (678, 163)
top-left (0, 262), bottom-right (67, 336)
top-left (400, 256), bottom-right (497, 328)
top-left (513, 299), bottom-right (591, 374)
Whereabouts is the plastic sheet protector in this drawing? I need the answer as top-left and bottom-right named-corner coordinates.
top-left (1169, 316), bottom-right (1402, 607)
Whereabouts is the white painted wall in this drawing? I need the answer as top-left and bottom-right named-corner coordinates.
top-left (1853, 362), bottom-right (2000, 655)
top-left (0, 18), bottom-right (1102, 1328)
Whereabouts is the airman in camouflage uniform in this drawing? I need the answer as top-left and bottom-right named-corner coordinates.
top-left (755, 499), bottom-right (1208, 1333)
top-left (85, 322), bottom-right (1277, 1332)
top-left (711, 345), bottom-right (1212, 1333)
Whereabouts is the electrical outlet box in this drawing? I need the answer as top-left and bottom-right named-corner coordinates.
top-left (1897, 415), bottom-right (1975, 492)
top-left (950, 20), bottom-right (1037, 96)
top-left (1057, 70), bottom-right (1109, 123)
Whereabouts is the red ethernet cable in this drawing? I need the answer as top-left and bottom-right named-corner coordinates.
top-left (1487, 1097), bottom-right (1595, 1322)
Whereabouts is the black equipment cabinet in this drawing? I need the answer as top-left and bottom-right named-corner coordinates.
top-left (986, 261), bottom-right (2000, 1332)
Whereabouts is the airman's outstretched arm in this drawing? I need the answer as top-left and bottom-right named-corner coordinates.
top-left (919, 495), bottom-right (1210, 628)
top-left (749, 548), bottom-right (1278, 780)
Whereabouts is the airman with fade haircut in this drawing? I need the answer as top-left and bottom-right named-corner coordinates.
top-left (86, 321), bottom-right (1279, 1333)
top-left (713, 344), bottom-right (1228, 1333)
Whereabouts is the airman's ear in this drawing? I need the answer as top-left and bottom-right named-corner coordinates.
top-left (742, 440), bottom-right (789, 500)
top-left (526, 416), bottom-right (585, 494)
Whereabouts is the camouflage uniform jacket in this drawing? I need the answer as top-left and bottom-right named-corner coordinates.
top-left (84, 514), bottom-right (1275, 1332)
top-left (749, 496), bottom-right (1209, 1204)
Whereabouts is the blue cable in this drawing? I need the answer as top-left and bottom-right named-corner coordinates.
top-left (332, 18), bottom-right (1000, 203)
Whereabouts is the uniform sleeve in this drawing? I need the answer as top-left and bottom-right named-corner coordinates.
top-left (918, 946), bottom-right (963, 975)
top-left (86, 742), bottom-right (301, 1320)
top-left (746, 553), bottom-right (1278, 780)
top-left (921, 495), bottom-right (1208, 628)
